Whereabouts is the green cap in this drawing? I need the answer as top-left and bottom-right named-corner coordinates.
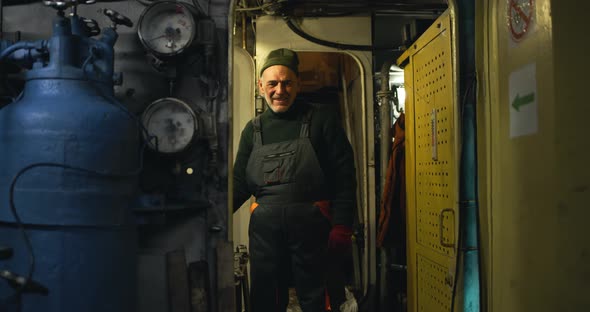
top-left (259, 48), bottom-right (299, 77)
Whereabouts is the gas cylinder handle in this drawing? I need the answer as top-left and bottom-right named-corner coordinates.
top-left (81, 17), bottom-right (101, 36)
top-left (103, 9), bottom-right (133, 29)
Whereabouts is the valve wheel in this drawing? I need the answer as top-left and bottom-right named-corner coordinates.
top-left (103, 9), bottom-right (134, 28)
top-left (44, 0), bottom-right (96, 11)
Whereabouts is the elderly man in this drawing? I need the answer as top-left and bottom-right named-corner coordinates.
top-left (233, 48), bottom-right (357, 311)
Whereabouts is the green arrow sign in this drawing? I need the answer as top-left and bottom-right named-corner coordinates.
top-left (512, 92), bottom-right (535, 112)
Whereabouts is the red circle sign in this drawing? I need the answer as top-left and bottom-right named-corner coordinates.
top-left (508, 0), bottom-right (534, 41)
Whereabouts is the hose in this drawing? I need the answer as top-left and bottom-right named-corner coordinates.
top-left (284, 17), bottom-right (402, 52)
top-left (0, 40), bottom-right (46, 62)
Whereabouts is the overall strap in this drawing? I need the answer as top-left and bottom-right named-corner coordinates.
top-left (299, 107), bottom-right (314, 138)
top-left (251, 115), bottom-right (263, 146)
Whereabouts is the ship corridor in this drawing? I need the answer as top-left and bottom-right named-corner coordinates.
top-left (0, 1), bottom-right (589, 312)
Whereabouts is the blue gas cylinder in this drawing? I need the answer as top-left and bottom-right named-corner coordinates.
top-left (0, 11), bottom-right (138, 312)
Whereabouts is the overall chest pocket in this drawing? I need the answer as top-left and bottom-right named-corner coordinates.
top-left (262, 150), bottom-right (296, 185)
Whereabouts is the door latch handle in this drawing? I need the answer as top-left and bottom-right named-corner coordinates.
top-left (439, 208), bottom-right (455, 247)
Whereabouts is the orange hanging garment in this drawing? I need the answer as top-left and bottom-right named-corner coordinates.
top-left (377, 113), bottom-right (406, 248)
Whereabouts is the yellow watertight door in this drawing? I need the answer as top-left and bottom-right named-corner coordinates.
top-left (398, 10), bottom-right (458, 312)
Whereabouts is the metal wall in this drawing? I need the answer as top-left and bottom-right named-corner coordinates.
top-left (479, 0), bottom-right (590, 311)
top-left (0, 0), bottom-right (233, 311)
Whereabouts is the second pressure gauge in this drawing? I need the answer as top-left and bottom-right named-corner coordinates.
top-left (141, 97), bottom-right (199, 154)
top-left (137, 1), bottom-right (199, 57)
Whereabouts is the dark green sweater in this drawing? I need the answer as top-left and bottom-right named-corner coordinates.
top-left (233, 100), bottom-right (357, 227)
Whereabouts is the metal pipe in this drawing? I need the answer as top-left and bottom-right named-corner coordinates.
top-left (376, 59), bottom-right (393, 312)
top-left (241, 11), bottom-right (246, 50)
top-left (1, 0), bottom-right (3, 39)
top-left (227, 0), bottom-right (236, 245)
top-left (377, 59), bottom-right (393, 194)
top-left (456, 0), bottom-right (481, 311)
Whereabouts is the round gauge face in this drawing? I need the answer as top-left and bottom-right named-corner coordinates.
top-left (142, 98), bottom-right (198, 154)
top-left (138, 2), bottom-right (197, 56)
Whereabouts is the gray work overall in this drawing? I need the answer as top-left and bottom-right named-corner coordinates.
top-left (246, 109), bottom-right (331, 312)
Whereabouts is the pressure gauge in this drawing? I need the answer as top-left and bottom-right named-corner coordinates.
top-left (141, 97), bottom-right (198, 154)
top-left (137, 1), bottom-right (198, 57)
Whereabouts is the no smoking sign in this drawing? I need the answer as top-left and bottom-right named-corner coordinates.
top-left (509, 0), bottom-right (534, 41)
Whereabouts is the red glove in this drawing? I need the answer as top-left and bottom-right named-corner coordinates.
top-left (328, 225), bottom-right (353, 253)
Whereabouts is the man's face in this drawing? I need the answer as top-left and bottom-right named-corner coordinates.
top-left (258, 65), bottom-right (300, 113)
